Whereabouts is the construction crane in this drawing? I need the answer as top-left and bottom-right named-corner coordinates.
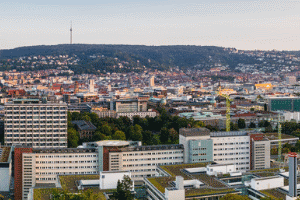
top-left (218, 90), bottom-right (232, 132)
top-left (278, 114), bottom-right (282, 162)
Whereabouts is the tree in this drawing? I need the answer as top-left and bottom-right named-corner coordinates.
top-left (101, 124), bottom-right (112, 136)
top-left (92, 131), bottom-right (105, 141)
top-left (220, 194), bottom-right (250, 200)
top-left (111, 175), bottom-right (134, 200)
top-left (160, 127), bottom-right (169, 144)
top-left (128, 124), bottom-right (143, 141)
top-left (249, 122), bottom-right (256, 128)
top-left (68, 128), bottom-right (79, 148)
top-left (82, 114), bottom-right (91, 122)
top-left (113, 130), bottom-right (126, 140)
top-left (142, 130), bottom-right (153, 145)
top-left (169, 128), bottom-right (179, 144)
top-left (237, 118), bottom-right (246, 129)
top-left (230, 122), bottom-right (239, 131)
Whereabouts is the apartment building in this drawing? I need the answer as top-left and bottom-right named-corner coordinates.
top-left (4, 99), bottom-right (68, 148)
top-left (250, 134), bottom-right (270, 170)
top-left (108, 144), bottom-right (184, 179)
top-left (179, 128), bottom-right (260, 171)
top-left (17, 147), bottom-right (99, 200)
top-left (211, 131), bottom-right (250, 171)
top-left (15, 141), bottom-right (184, 200)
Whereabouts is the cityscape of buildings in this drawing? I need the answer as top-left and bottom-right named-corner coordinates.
top-left (0, 57), bottom-right (299, 200)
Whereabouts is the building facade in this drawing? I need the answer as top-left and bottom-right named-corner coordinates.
top-left (5, 99), bottom-right (68, 148)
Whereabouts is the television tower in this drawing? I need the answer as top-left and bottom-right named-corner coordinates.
top-left (70, 21), bottom-right (72, 44)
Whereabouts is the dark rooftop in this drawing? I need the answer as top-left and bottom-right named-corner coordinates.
top-left (179, 128), bottom-right (210, 137)
top-left (71, 120), bottom-right (97, 131)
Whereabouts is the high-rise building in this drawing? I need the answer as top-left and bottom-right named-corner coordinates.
top-left (4, 99), bottom-right (68, 148)
top-left (149, 76), bottom-right (155, 87)
top-left (89, 79), bottom-right (95, 93)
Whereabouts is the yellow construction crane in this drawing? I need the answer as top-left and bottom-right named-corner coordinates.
top-left (278, 114), bottom-right (282, 162)
top-left (218, 90), bottom-right (232, 132)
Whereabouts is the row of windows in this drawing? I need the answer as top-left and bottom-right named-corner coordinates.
top-left (122, 151), bottom-right (182, 156)
top-left (192, 158), bottom-right (207, 162)
top-left (6, 139), bottom-right (64, 142)
top-left (36, 160), bottom-right (97, 164)
top-left (192, 153), bottom-right (207, 156)
top-left (122, 156), bottom-right (183, 162)
top-left (6, 125), bottom-right (67, 128)
top-left (6, 111), bottom-right (67, 115)
top-left (6, 134), bottom-right (66, 137)
top-left (35, 171), bottom-right (97, 178)
top-left (192, 148), bottom-right (207, 151)
top-left (6, 129), bottom-right (67, 133)
top-left (123, 161), bottom-right (182, 167)
top-left (36, 165), bottom-right (97, 169)
top-left (6, 116), bottom-right (66, 120)
top-left (6, 142), bottom-right (66, 146)
top-left (36, 154), bottom-right (96, 158)
top-left (6, 120), bottom-right (67, 123)
top-left (214, 142), bottom-right (249, 146)
top-left (214, 152), bottom-right (249, 156)
top-left (214, 147), bottom-right (249, 151)
top-left (214, 157), bottom-right (249, 161)
top-left (6, 106), bottom-right (66, 110)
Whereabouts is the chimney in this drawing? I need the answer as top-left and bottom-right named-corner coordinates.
top-left (289, 152), bottom-right (298, 198)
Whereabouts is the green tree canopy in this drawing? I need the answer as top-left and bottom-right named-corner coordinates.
top-left (112, 130), bottom-right (126, 140)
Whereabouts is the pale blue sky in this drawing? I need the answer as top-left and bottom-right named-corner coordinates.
top-left (1, 0), bottom-right (300, 50)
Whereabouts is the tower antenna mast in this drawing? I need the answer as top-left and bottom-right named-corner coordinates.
top-left (70, 21), bottom-right (72, 44)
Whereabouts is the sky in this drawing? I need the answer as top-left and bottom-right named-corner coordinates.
top-left (1, 0), bottom-right (300, 50)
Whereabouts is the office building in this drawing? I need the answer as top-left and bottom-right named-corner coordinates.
top-left (267, 97), bottom-right (300, 112)
top-left (179, 128), bottom-right (253, 171)
top-left (250, 134), bottom-right (270, 170)
top-left (15, 140), bottom-right (184, 200)
top-left (4, 99), bottom-right (68, 148)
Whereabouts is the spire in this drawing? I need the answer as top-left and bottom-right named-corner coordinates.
top-left (70, 21), bottom-right (72, 44)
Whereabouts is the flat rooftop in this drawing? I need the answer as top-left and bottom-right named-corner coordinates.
top-left (264, 133), bottom-right (299, 140)
top-left (179, 128), bottom-right (210, 137)
top-left (0, 147), bottom-right (11, 163)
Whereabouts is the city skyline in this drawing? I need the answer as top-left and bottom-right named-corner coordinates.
top-left (1, 0), bottom-right (300, 51)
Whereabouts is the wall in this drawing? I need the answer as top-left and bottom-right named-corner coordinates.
top-left (250, 176), bottom-right (284, 190)
top-left (0, 166), bottom-right (10, 191)
top-left (99, 171), bottom-right (131, 190)
top-left (14, 147), bottom-right (32, 200)
top-left (189, 139), bottom-right (213, 163)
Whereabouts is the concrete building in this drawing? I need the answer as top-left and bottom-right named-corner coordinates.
top-left (0, 147), bottom-right (13, 192)
top-left (250, 133), bottom-right (270, 170)
top-left (249, 176), bottom-right (284, 191)
top-left (286, 76), bottom-right (297, 85)
top-left (4, 99), bottom-right (68, 148)
top-left (15, 140), bottom-right (184, 199)
top-left (99, 171), bottom-right (132, 190)
top-left (108, 144), bottom-right (184, 179)
top-left (179, 128), bottom-right (252, 171)
top-left (149, 76), bottom-right (155, 87)
top-left (110, 98), bottom-right (148, 113)
top-left (71, 120), bottom-right (97, 139)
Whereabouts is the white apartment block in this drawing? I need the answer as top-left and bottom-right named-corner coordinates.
top-left (252, 139), bottom-right (270, 170)
top-left (22, 148), bottom-right (99, 200)
top-left (5, 99), bottom-right (67, 148)
top-left (108, 144), bottom-right (184, 179)
top-left (211, 132), bottom-right (251, 171)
